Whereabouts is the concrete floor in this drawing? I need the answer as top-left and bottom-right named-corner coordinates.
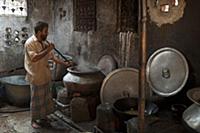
top-left (0, 111), bottom-right (80, 133)
top-left (0, 108), bottom-right (190, 133)
top-left (0, 100), bottom-right (193, 133)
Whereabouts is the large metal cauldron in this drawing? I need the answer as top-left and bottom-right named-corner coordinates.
top-left (63, 66), bottom-right (105, 96)
top-left (0, 75), bottom-right (30, 106)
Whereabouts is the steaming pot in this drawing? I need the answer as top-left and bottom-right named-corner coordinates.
top-left (63, 66), bottom-right (105, 96)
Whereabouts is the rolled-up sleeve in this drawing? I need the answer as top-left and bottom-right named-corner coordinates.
top-left (25, 42), bottom-right (39, 61)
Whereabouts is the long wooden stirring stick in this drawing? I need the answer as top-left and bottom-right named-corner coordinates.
top-left (46, 40), bottom-right (69, 61)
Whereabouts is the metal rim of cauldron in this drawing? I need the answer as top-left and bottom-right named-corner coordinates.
top-left (113, 97), bottom-right (138, 121)
top-left (67, 66), bottom-right (102, 75)
top-left (0, 75), bottom-right (29, 86)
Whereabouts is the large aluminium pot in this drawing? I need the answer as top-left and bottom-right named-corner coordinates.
top-left (0, 75), bottom-right (30, 106)
top-left (63, 66), bottom-right (105, 96)
top-left (183, 104), bottom-right (200, 133)
top-left (183, 88), bottom-right (200, 133)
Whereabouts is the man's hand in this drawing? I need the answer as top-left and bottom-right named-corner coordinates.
top-left (64, 60), bottom-right (76, 67)
top-left (47, 43), bottom-right (55, 52)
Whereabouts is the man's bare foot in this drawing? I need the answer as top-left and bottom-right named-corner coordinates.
top-left (31, 121), bottom-right (41, 129)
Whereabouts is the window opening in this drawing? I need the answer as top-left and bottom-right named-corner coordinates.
top-left (0, 0), bottom-right (27, 16)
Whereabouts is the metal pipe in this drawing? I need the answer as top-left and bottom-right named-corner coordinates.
top-left (138, 0), bottom-right (147, 132)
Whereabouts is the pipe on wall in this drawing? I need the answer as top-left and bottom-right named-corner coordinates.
top-left (138, 0), bottom-right (147, 132)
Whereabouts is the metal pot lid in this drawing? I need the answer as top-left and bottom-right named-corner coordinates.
top-left (97, 55), bottom-right (117, 76)
top-left (146, 47), bottom-right (189, 97)
top-left (187, 87), bottom-right (200, 106)
top-left (100, 68), bottom-right (138, 104)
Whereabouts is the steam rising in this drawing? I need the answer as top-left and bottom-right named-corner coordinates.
top-left (76, 43), bottom-right (98, 72)
top-left (77, 56), bottom-right (92, 72)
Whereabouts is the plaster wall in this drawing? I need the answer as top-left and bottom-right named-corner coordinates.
top-left (0, 0), bottom-right (54, 72)
top-left (54, 0), bottom-right (120, 67)
top-left (0, 0), bottom-right (135, 73)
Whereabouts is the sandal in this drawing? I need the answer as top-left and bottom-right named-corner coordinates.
top-left (31, 121), bottom-right (42, 129)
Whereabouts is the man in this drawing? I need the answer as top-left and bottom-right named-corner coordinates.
top-left (24, 21), bottom-right (72, 128)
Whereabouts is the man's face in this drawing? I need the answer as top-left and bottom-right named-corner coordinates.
top-left (40, 27), bottom-right (48, 41)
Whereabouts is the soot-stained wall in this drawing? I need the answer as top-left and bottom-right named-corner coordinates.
top-left (54, 0), bottom-right (120, 67)
top-left (0, 0), bottom-right (121, 74)
top-left (147, 0), bottom-right (200, 87)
